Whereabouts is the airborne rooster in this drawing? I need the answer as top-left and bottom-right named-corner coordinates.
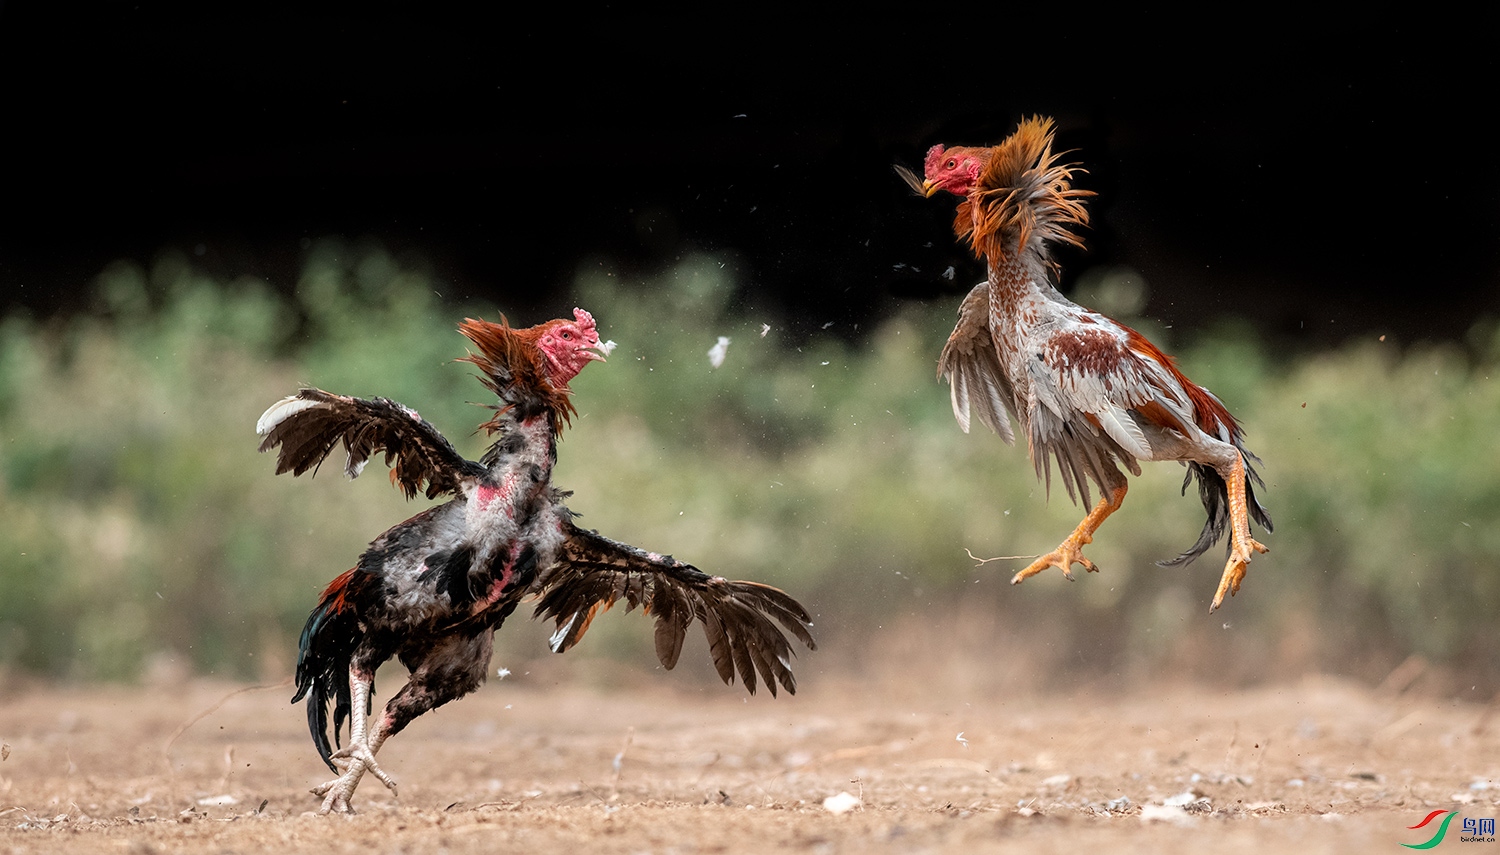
top-left (897, 117), bottom-right (1272, 612)
top-left (257, 308), bottom-right (815, 814)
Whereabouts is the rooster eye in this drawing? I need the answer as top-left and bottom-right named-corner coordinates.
top-left (945, 159), bottom-right (956, 169)
top-left (561, 331), bottom-right (573, 340)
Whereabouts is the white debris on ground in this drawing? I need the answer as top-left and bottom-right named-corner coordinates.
top-left (496, 668), bottom-right (511, 679)
top-left (1163, 790), bottom-right (1212, 809)
top-left (1162, 791), bottom-right (1198, 807)
top-left (195, 795), bottom-right (239, 807)
top-left (942, 266), bottom-right (956, 280)
top-left (1140, 804), bottom-right (1193, 824)
top-left (822, 791), bottom-right (861, 815)
top-left (1041, 774), bottom-right (1071, 788)
top-left (955, 732), bottom-right (968, 748)
top-left (707, 336), bottom-right (730, 369)
top-left (1160, 790), bottom-right (1213, 814)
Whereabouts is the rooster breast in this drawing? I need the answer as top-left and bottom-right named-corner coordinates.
top-left (459, 415), bottom-right (559, 557)
top-left (358, 414), bottom-right (568, 631)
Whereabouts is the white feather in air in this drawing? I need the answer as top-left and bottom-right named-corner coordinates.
top-left (707, 336), bottom-right (731, 369)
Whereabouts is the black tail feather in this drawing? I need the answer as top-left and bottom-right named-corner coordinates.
top-left (1158, 455), bottom-right (1273, 568)
top-left (292, 584), bottom-right (363, 773)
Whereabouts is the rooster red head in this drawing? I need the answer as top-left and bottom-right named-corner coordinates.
top-left (534, 308), bottom-right (606, 385)
top-left (457, 309), bottom-right (608, 433)
top-left (459, 308), bottom-right (606, 388)
top-left (894, 144), bottom-right (992, 199)
top-left (919, 144), bottom-right (991, 198)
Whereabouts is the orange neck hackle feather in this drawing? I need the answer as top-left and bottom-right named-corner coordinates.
top-left (457, 316), bottom-right (579, 436)
top-left (956, 116), bottom-right (1093, 272)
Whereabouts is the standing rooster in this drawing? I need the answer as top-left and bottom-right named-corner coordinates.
top-left (257, 308), bottom-right (815, 814)
top-left (897, 117), bottom-right (1271, 612)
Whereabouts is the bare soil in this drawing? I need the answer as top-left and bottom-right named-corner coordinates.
top-left (2, 663), bottom-right (1497, 854)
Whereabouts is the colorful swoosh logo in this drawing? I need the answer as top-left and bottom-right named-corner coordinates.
top-left (1403, 810), bottom-right (1456, 849)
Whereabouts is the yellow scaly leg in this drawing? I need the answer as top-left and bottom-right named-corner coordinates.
top-left (1011, 484), bottom-right (1128, 585)
top-left (1209, 453), bottom-right (1269, 612)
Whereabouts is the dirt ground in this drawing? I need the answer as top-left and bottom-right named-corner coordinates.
top-left (2, 660), bottom-right (1498, 855)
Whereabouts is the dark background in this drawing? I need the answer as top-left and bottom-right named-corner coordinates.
top-left (2, 9), bottom-right (1495, 349)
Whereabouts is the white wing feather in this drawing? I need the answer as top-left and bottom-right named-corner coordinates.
top-left (1095, 405), bottom-right (1152, 460)
top-left (256, 395), bottom-right (324, 436)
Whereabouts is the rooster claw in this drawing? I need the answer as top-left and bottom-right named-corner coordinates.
top-left (311, 783), bottom-right (355, 815)
top-left (1011, 545), bottom-right (1099, 585)
top-left (1209, 538), bottom-right (1268, 613)
top-left (1011, 489), bottom-right (1121, 587)
top-left (311, 740), bottom-right (399, 815)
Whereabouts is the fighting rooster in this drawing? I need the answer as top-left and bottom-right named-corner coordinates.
top-left (257, 308), bottom-right (815, 814)
top-left (897, 117), bottom-right (1271, 611)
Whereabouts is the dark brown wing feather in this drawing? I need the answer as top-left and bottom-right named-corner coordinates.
top-left (256, 388), bottom-right (485, 499)
top-left (535, 522), bottom-right (816, 697)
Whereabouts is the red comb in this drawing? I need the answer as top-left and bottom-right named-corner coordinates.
top-left (923, 144), bottom-right (947, 177)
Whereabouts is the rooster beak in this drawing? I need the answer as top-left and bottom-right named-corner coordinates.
top-left (585, 346), bottom-right (608, 363)
top-left (920, 179), bottom-right (939, 198)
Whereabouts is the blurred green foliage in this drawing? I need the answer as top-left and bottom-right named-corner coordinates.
top-left (2, 244), bottom-right (1497, 691)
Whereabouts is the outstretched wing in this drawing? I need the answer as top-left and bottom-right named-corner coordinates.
top-left (937, 283), bottom-right (1017, 443)
top-left (535, 522), bottom-right (816, 697)
top-left (256, 388), bottom-right (485, 499)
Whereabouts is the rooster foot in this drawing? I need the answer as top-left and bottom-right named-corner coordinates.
top-left (1011, 539), bottom-right (1098, 585)
top-left (1209, 536), bottom-right (1268, 613)
top-left (312, 741), bottom-right (398, 815)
